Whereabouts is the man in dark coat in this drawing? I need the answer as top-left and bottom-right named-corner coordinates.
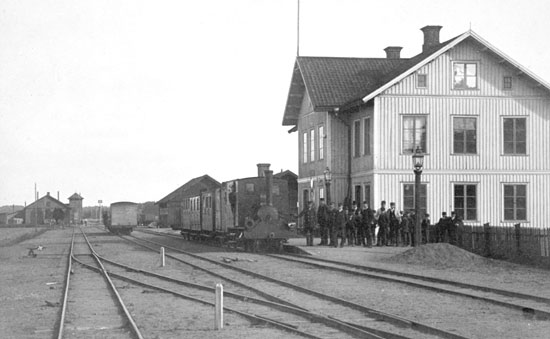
top-left (298, 201), bottom-right (317, 246)
top-left (421, 213), bottom-right (431, 244)
top-left (375, 201), bottom-right (388, 246)
top-left (449, 211), bottom-right (463, 245)
top-left (335, 203), bottom-right (347, 247)
top-left (360, 202), bottom-right (375, 247)
top-left (388, 202), bottom-right (400, 246)
top-left (435, 212), bottom-right (451, 243)
top-left (327, 202), bottom-right (337, 247)
top-left (401, 212), bottom-right (412, 246)
top-left (316, 198), bottom-right (330, 246)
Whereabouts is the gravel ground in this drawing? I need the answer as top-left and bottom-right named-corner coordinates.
top-left (2, 226), bottom-right (550, 339)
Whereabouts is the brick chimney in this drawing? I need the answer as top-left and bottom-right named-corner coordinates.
top-left (257, 163), bottom-right (271, 177)
top-left (384, 46), bottom-right (403, 59)
top-left (421, 25), bottom-right (442, 52)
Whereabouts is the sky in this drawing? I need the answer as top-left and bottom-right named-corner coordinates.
top-left (1, 0), bottom-right (550, 207)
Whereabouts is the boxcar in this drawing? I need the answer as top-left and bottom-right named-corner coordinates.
top-left (108, 201), bottom-right (138, 234)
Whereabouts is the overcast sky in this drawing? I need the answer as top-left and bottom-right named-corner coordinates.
top-left (1, 0), bottom-right (550, 207)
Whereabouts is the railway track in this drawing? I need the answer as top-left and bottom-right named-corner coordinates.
top-left (266, 253), bottom-right (550, 320)
top-left (57, 229), bottom-right (143, 339)
top-left (81, 227), bottom-right (389, 338)
top-left (123, 230), bottom-right (470, 339)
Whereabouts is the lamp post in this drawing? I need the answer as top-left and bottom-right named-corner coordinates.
top-left (323, 167), bottom-right (332, 205)
top-left (412, 147), bottom-right (424, 246)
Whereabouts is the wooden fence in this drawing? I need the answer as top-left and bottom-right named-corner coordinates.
top-left (452, 223), bottom-right (550, 264)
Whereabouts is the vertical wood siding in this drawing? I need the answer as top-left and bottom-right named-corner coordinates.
top-left (372, 37), bottom-right (550, 227)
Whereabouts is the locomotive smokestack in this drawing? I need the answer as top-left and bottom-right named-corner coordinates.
top-left (265, 170), bottom-right (273, 206)
top-left (257, 163), bottom-right (271, 177)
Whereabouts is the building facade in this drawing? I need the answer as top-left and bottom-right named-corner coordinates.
top-left (24, 193), bottom-right (70, 225)
top-left (283, 26), bottom-right (550, 227)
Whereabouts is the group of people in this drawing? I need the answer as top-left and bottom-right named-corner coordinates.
top-left (298, 199), bottom-right (463, 247)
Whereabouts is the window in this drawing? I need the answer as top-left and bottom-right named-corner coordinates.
top-left (364, 185), bottom-right (371, 207)
top-left (319, 187), bottom-right (324, 199)
top-left (403, 184), bottom-right (427, 216)
top-left (503, 118), bottom-right (526, 154)
top-left (417, 74), bottom-right (427, 88)
top-left (454, 184), bottom-right (477, 221)
top-left (245, 183), bottom-right (255, 193)
top-left (318, 125), bottom-right (324, 160)
top-left (273, 184), bottom-right (280, 196)
top-left (363, 118), bottom-right (371, 155)
top-left (354, 185), bottom-right (362, 206)
top-left (503, 76), bottom-right (513, 90)
top-left (302, 132), bottom-right (307, 163)
top-left (402, 116), bottom-right (427, 154)
top-left (310, 129), bottom-right (315, 162)
top-left (453, 117), bottom-right (477, 154)
top-left (453, 62), bottom-right (478, 89)
top-left (504, 184), bottom-right (526, 221)
top-left (353, 120), bottom-right (361, 157)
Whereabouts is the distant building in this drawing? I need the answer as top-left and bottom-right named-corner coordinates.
top-left (24, 192), bottom-right (70, 225)
top-left (68, 193), bottom-right (84, 224)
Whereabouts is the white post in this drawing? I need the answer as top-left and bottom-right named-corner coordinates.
top-left (160, 247), bottom-right (165, 267)
top-left (215, 283), bottom-right (223, 330)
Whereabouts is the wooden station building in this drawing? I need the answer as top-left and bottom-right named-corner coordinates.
top-left (282, 25), bottom-right (550, 228)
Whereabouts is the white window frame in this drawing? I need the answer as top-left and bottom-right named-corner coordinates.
top-left (452, 116), bottom-right (478, 155)
top-left (401, 114), bottom-right (428, 154)
top-left (502, 183), bottom-right (528, 222)
top-left (452, 183), bottom-right (478, 222)
top-left (452, 61), bottom-right (479, 90)
top-left (302, 132), bottom-right (308, 163)
top-left (501, 116), bottom-right (528, 156)
top-left (318, 125), bottom-right (324, 160)
top-left (310, 128), bottom-right (315, 162)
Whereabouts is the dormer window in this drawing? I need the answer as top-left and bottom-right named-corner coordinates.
top-left (453, 62), bottom-right (478, 89)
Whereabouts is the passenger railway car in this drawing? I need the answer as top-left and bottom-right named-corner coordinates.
top-left (107, 202), bottom-right (138, 234)
top-left (178, 165), bottom-right (297, 251)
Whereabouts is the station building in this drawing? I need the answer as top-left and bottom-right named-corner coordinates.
top-left (282, 25), bottom-right (550, 228)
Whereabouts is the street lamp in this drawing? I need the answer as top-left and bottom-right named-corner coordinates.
top-left (412, 147), bottom-right (424, 246)
top-left (323, 167), bottom-right (332, 205)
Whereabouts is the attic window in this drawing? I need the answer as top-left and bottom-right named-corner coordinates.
top-left (417, 74), bottom-right (427, 88)
top-left (503, 76), bottom-right (513, 90)
top-left (453, 62), bottom-right (478, 89)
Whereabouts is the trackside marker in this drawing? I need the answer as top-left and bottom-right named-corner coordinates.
top-left (160, 247), bottom-right (165, 267)
top-left (215, 283), bottom-right (224, 329)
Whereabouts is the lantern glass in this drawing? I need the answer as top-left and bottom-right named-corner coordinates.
top-left (412, 147), bottom-right (424, 169)
top-left (324, 167), bottom-right (332, 182)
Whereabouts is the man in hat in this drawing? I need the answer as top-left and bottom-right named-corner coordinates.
top-left (435, 212), bottom-right (451, 243)
top-left (421, 213), bottom-right (431, 244)
top-left (449, 211), bottom-right (463, 245)
top-left (298, 201), bottom-right (317, 246)
top-left (316, 198), bottom-right (330, 245)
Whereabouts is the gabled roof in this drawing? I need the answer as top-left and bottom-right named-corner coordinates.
top-left (156, 174), bottom-right (221, 205)
top-left (68, 193), bottom-right (83, 200)
top-left (282, 29), bottom-right (550, 126)
top-left (273, 170), bottom-right (298, 180)
top-left (26, 194), bottom-right (69, 210)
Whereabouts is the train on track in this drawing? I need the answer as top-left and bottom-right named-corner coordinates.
top-left (105, 201), bottom-right (138, 235)
top-left (156, 164), bottom-right (298, 251)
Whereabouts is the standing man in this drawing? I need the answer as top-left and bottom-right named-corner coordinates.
top-left (401, 212), bottom-right (412, 246)
top-left (435, 212), bottom-right (450, 243)
top-left (421, 213), bottom-right (431, 244)
top-left (298, 201), bottom-right (317, 246)
top-left (449, 211), bottom-right (463, 246)
top-left (335, 203), bottom-right (347, 248)
top-left (360, 202), bottom-right (375, 247)
top-left (375, 201), bottom-right (388, 246)
top-left (388, 202), bottom-right (399, 246)
top-left (316, 198), bottom-right (330, 246)
top-left (327, 202), bottom-right (337, 247)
